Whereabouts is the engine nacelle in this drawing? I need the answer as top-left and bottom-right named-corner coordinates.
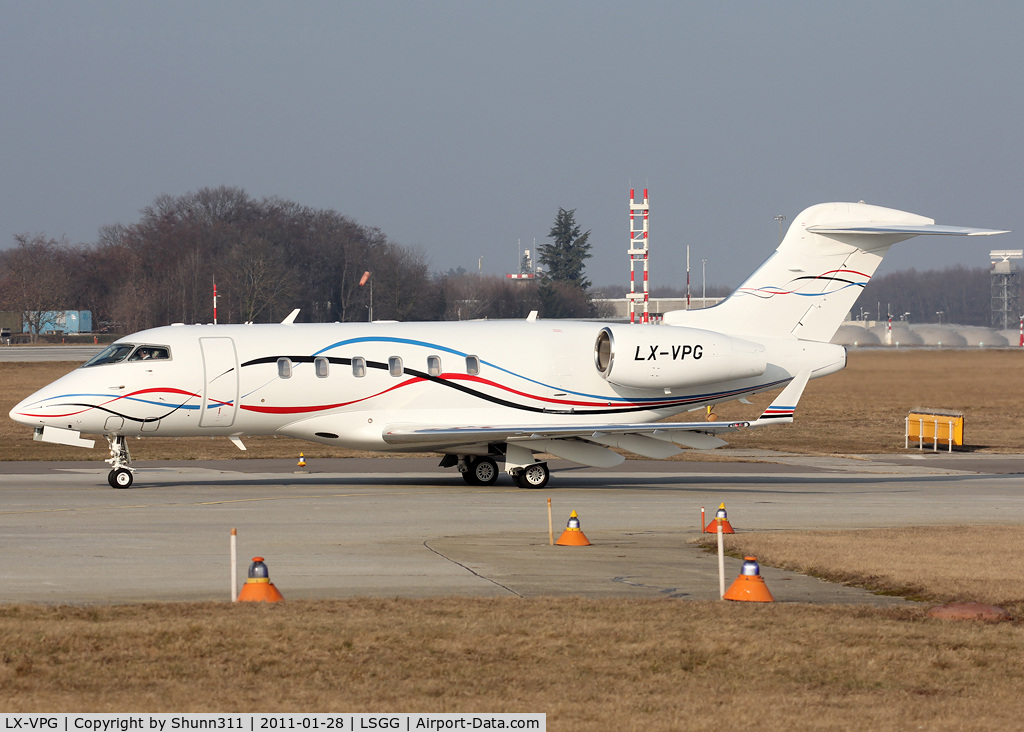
top-left (594, 325), bottom-right (767, 390)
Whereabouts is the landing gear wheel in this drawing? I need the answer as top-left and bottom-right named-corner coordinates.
top-left (463, 457), bottom-right (499, 486)
top-left (471, 457), bottom-right (499, 486)
top-left (513, 462), bottom-right (549, 489)
top-left (108, 468), bottom-right (133, 489)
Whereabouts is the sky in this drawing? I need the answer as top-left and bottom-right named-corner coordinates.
top-left (2, 1), bottom-right (1022, 290)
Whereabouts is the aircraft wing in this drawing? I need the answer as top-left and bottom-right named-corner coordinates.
top-left (383, 369), bottom-right (811, 463)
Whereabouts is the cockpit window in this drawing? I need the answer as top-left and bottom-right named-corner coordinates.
top-left (82, 344), bottom-right (171, 368)
top-left (129, 345), bottom-right (170, 361)
top-left (83, 344), bottom-right (136, 368)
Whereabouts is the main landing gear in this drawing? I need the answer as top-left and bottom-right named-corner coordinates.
top-left (461, 456), bottom-right (499, 486)
top-left (444, 454), bottom-right (550, 489)
top-left (511, 462), bottom-right (550, 489)
top-left (105, 435), bottom-right (135, 489)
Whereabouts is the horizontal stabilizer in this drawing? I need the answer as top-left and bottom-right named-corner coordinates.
top-left (807, 224), bottom-right (1009, 237)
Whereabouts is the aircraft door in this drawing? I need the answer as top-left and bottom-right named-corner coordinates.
top-left (199, 337), bottom-right (239, 427)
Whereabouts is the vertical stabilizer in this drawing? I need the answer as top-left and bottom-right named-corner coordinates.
top-left (663, 202), bottom-right (1007, 342)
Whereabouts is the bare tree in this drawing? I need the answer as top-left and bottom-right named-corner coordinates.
top-left (371, 243), bottom-right (432, 321)
top-left (435, 274), bottom-right (540, 321)
top-left (222, 235), bottom-right (296, 323)
top-left (0, 234), bottom-right (75, 342)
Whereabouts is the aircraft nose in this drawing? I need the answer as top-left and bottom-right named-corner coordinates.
top-left (9, 393), bottom-right (38, 426)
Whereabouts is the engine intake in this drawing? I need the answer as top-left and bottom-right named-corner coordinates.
top-left (594, 325), bottom-right (767, 390)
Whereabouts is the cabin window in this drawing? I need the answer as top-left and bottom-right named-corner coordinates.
top-left (465, 355), bottom-right (481, 375)
top-left (352, 357), bottom-right (366, 377)
top-left (427, 355), bottom-right (441, 376)
top-left (389, 356), bottom-right (403, 377)
top-left (277, 358), bottom-right (292, 379)
top-left (315, 357), bottom-right (329, 378)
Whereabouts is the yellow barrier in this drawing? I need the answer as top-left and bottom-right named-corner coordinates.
top-left (906, 409), bottom-right (964, 452)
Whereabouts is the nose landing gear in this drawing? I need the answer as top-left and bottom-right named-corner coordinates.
top-left (105, 435), bottom-right (135, 489)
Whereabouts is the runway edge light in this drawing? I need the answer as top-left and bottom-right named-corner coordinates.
top-left (555, 510), bottom-right (592, 546)
top-left (236, 556), bottom-right (285, 603)
top-left (705, 503), bottom-right (735, 534)
top-left (723, 557), bottom-right (774, 602)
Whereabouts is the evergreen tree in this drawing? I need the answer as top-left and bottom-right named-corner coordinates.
top-left (539, 208), bottom-right (592, 289)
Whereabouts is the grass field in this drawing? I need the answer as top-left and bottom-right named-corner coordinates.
top-left (696, 526), bottom-right (1024, 618)
top-left (1, 594), bottom-right (1022, 728)
top-left (3, 349), bottom-right (1023, 462)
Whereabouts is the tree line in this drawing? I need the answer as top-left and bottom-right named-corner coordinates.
top-left (853, 265), bottom-right (1012, 327)
top-left (0, 188), bottom-right (600, 338)
top-left (2, 186), bottom-right (1010, 337)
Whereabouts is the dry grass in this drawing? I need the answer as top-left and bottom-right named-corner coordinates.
top-left (696, 526), bottom-right (1024, 617)
top-left (692, 348), bottom-right (1024, 454)
top-left (2, 598), bottom-right (1023, 730)
top-left (3, 349), bottom-right (1023, 461)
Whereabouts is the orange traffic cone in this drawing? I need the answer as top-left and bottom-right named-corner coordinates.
top-left (555, 510), bottom-right (591, 546)
top-left (236, 557), bottom-right (285, 602)
top-left (704, 503), bottom-right (735, 534)
top-left (723, 557), bottom-right (774, 602)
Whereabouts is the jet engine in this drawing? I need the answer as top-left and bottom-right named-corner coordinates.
top-left (594, 325), bottom-right (767, 390)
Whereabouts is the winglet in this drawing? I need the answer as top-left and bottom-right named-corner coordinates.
top-left (755, 369), bottom-right (811, 424)
top-left (281, 308), bottom-right (301, 325)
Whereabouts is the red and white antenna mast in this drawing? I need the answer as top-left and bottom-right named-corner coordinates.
top-left (628, 188), bottom-right (650, 324)
top-left (213, 278), bottom-right (218, 325)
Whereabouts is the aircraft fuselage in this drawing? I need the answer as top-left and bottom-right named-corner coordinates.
top-left (10, 319), bottom-right (844, 451)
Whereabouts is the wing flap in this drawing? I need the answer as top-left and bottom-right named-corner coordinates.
top-left (587, 433), bottom-right (682, 459)
top-left (517, 439), bottom-right (625, 468)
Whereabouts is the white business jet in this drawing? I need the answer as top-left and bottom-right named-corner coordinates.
top-left (10, 202), bottom-right (1006, 489)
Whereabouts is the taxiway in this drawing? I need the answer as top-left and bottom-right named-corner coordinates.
top-left (0, 452), bottom-right (1021, 605)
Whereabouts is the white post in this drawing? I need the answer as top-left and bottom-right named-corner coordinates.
top-left (919, 419), bottom-right (924, 450)
top-left (230, 528), bottom-right (237, 602)
top-left (948, 420), bottom-right (954, 453)
top-left (702, 259), bottom-right (706, 308)
top-left (717, 520), bottom-right (725, 599)
top-left (933, 419), bottom-right (939, 452)
top-left (547, 498), bottom-right (553, 546)
top-left (686, 245), bottom-right (691, 310)
top-left (905, 416), bottom-right (909, 449)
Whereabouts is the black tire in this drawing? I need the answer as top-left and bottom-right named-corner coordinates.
top-left (513, 462), bottom-right (549, 489)
top-left (470, 457), bottom-right (499, 486)
top-left (110, 468), bottom-right (133, 489)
